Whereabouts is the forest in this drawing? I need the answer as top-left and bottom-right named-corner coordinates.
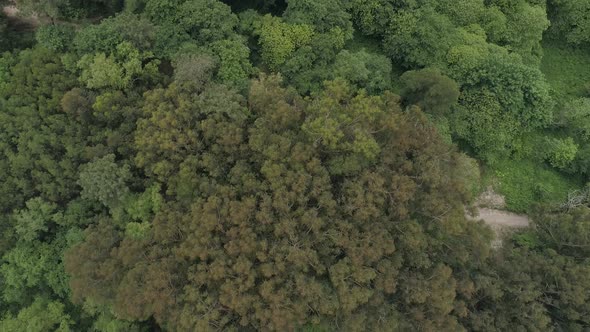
top-left (0, 0), bottom-right (589, 330)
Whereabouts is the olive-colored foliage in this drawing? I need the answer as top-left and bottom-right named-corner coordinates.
top-left (302, 78), bottom-right (389, 162)
top-left (2, 1), bottom-right (590, 331)
top-left (66, 75), bottom-right (491, 331)
top-left (0, 47), bottom-right (81, 212)
top-left (400, 68), bottom-right (460, 115)
top-left (532, 207), bottom-right (590, 259)
top-left (464, 207), bottom-right (590, 330)
top-left (134, 82), bottom-right (247, 183)
top-left (172, 53), bottom-right (217, 88)
top-left (0, 42), bottom-right (137, 329)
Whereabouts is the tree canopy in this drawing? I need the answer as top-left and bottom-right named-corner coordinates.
top-left (0, 0), bottom-right (589, 330)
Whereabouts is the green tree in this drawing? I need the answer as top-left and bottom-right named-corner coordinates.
top-left (384, 6), bottom-right (461, 68)
top-left (331, 50), bottom-right (392, 94)
top-left (209, 38), bottom-right (254, 89)
top-left (283, 0), bottom-right (353, 38)
top-left (74, 13), bottom-right (156, 55)
top-left (349, 0), bottom-right (395, 36)
top-left (142, 0), bottom-right (184, 25)
top-left (492, 0), bottom-right (549, 64)
top-left (557, 98), bottom-right (590, 141)
top-left (78, 154), bottom-right (131, 208)
top-left (280, 26), bottom-right (348, 94)
top-left (545, 137), bottom-right (579, 169)
top-left (451, 87), bottom-right (519, 161)
top-left (178, 0), bottom-right (238, 43)
top-left (35, 25), bottom-right (75, 52)
top-left (1, 241), bottom-right (70, 303)
top-left (13, 198), bottom-right (58, 242)
top-left (78, 42), bottom-right (160, 90)
top-left (548, 0), bottom-right (590, 45)
top-left (255, 15), bottom-right (314, 70)
top-left (0, 297), bottom-right (74, 332)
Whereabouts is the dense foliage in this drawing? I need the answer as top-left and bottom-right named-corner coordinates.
top-left (0, 0), bottom-right (589, 331)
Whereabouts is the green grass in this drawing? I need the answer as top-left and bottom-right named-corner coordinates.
top-left (480, 40), bottom-right (590, 214)
top-left (541, 40), bottom-right (590, 100)
top-left (486, 159), bottom-right (580, 213)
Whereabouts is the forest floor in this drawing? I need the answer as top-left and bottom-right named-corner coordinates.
top-left (473, 208), bottom-right (530, 228)
top-left (467, 188), bottom-right (530, 247)
top-left (469, 187), bottom-right (530, 228)
top-left (2, 3), bottom-right (40, 29)
top-left (2, 1), bottom-right (102, 30)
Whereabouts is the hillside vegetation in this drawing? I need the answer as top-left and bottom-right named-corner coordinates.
top-left (0, 0), bottom-right (589, 331)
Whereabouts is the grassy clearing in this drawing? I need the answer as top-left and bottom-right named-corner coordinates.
top-left (541, 40), bottom-right (590, 100)
top-left (485, 159), bottom-right (580, 213)
top-left (480, 41), bottom-right (590, 213)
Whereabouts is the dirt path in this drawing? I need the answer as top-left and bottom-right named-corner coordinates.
top-left (468, 208), bottom-right (530, 248)
top-left (472, 208), bottom-right (530, 228)
top-left (466, 187), bottom-right (531, 247)
top-left (470, 186), bottom-right (530, 228)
